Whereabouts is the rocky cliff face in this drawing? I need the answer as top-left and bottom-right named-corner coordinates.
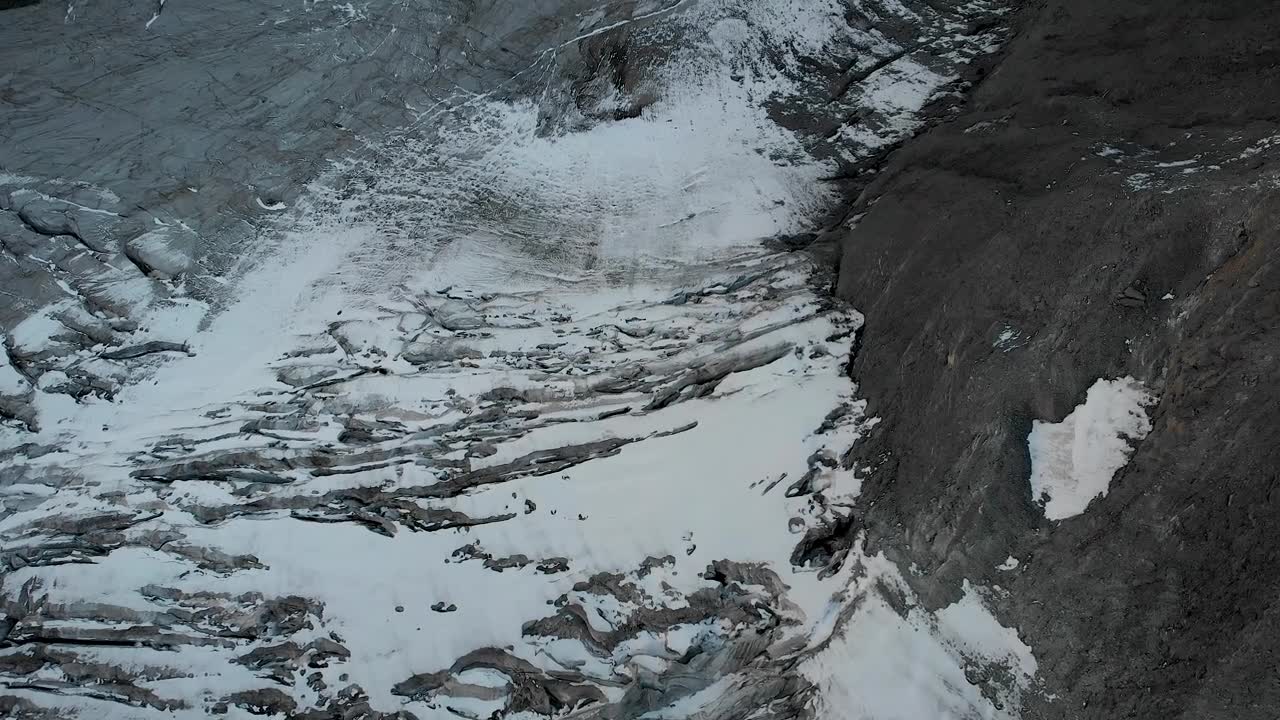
top-left (838, 0), bottom-right (1280, 716)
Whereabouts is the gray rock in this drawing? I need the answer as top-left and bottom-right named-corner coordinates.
top-left (431, 300), bottom-right (485, 331)
top-left (465, 442), bottom-right (498, 458)
top-left (14, 198), bottom-right (80, 240)
top-left (482, 554), bottom-right (531, 572)
top-left (306, 637), bottom-right (352, 667)
top-left (276, 365), bottom-right (340, 388)
top-left (536, 557), bottom-right (569, 574)
top-left (12, 192), bottom-right (134, 254)
top-left (401, 340), bottom-right (482, 365)
top-left (236, 642), bottom-right (304, 671)
top-left (53, 305), bottom-right (117, 346)
top-left (223, 688), bottom-right (297, 716)
top-left (125, 226), bottom-right (200, 277)
top-left (101, 341), bottom-right (189, 360)
top-left (837, 1), bottom-right (1280, 717)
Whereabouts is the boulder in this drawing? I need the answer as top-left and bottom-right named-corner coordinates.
top-left (125, 226), bottom-right (201, 277)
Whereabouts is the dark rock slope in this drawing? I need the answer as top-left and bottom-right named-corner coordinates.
top-left (838, 0), bottom-right (1280, 717)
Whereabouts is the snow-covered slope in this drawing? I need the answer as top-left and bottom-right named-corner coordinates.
top-left (0, 1), bottom-right (1032, 718)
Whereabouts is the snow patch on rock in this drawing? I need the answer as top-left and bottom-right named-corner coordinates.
top-left (1028, 376), bottom-right (1157, 520)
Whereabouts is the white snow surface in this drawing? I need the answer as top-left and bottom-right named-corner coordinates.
top-left (0, 2), bottom-right (1032, 718)
top-left (1028, 377), bottom-right (1157, 520)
